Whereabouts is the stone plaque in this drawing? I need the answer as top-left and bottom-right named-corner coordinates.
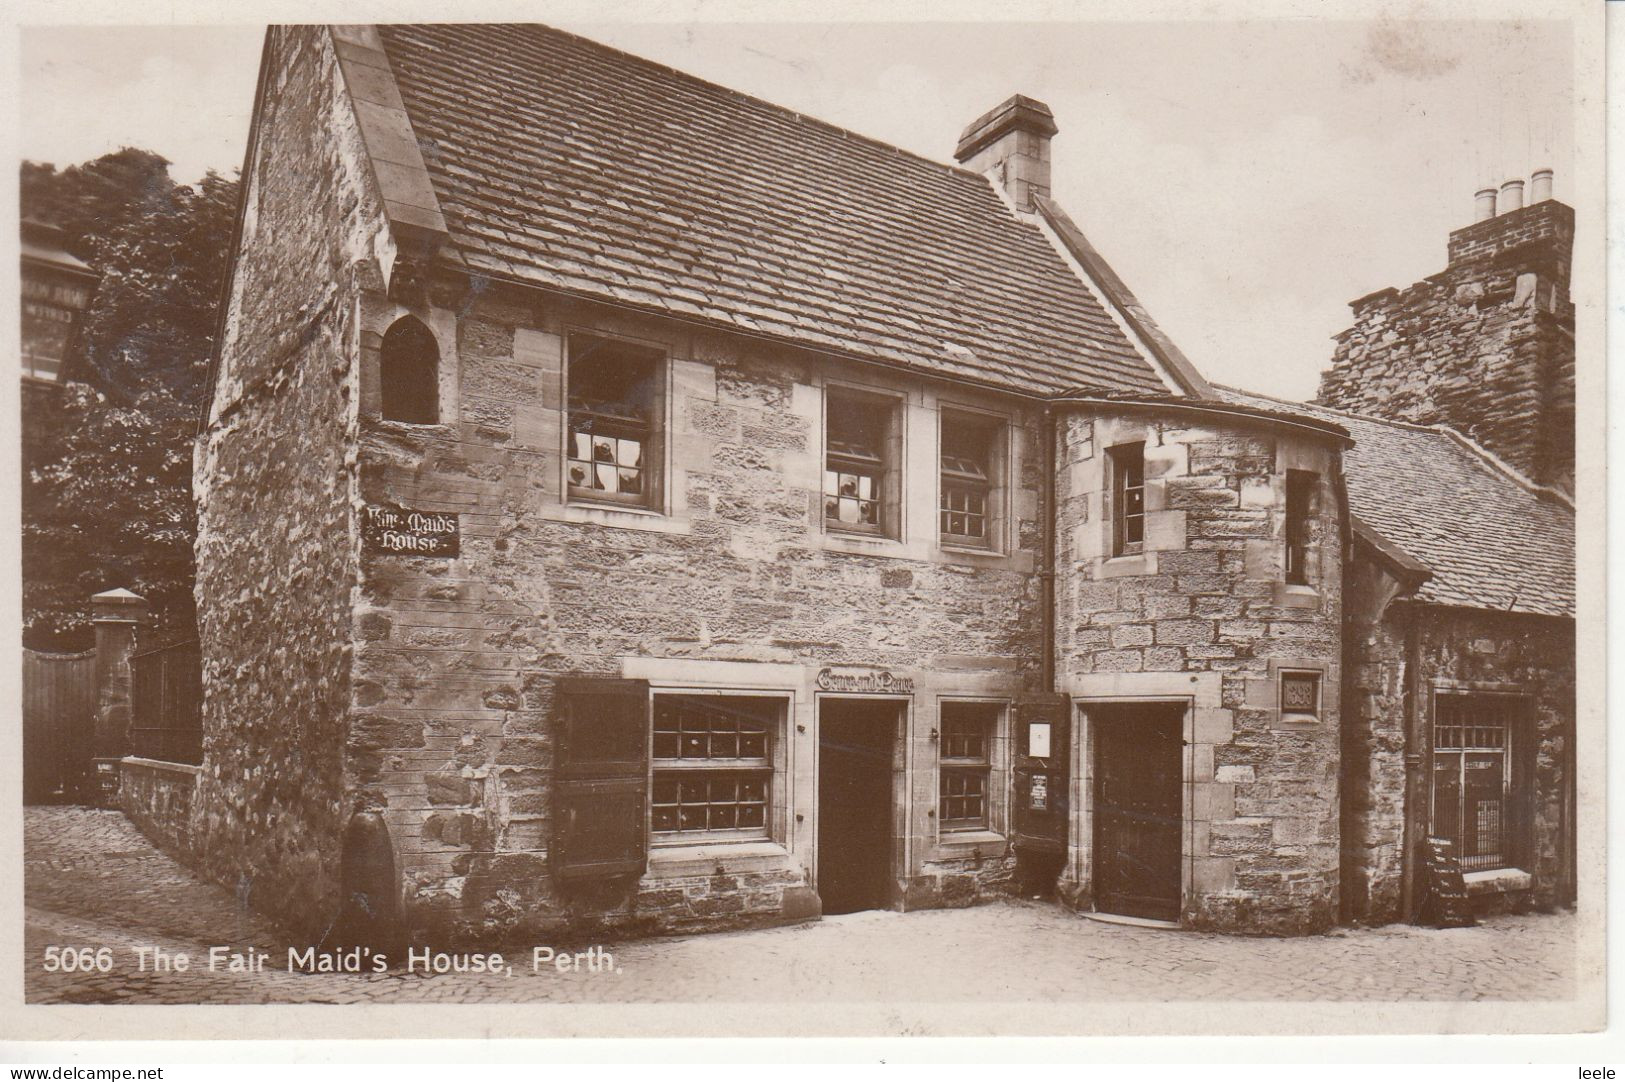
top-left (363, 502), bottom-right (459, 557)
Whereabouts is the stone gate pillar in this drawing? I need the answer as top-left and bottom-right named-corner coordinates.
top-left (91, 588), bottom-right (147, 759)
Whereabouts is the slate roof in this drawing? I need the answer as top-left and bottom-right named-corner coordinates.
top-left (1217, 388), bottom-right (1574, 618)
top-left (373, 24), bottom-right (1167, 396)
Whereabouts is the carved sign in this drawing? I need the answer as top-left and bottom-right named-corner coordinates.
top-left (814, 667), bottom-right (915, 695)
top-left (363, 502), bottom-right (459, 557)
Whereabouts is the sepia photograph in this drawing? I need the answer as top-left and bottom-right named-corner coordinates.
top-left (3, 0), bottom-right (1608, 1052)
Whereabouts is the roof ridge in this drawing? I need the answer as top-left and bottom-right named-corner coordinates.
top-left (1433, 426), bottom-right (1576, 512)
top-left (1214, 382), bottom-right (1462, 435)
top-left (526, 23), bottom-right (986, 185)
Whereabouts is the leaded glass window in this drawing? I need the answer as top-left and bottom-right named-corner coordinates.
top-left (652, 696), bottom-right (775, 839)
top-left (568, 335), bottom-right (660, 506)
top-left (825, 393), bottom-right (892, 532)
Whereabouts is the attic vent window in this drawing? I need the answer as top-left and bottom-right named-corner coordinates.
top-left (567, 334), bottom-right (663, 509)
top-left (379, 316), bottom-right (440, 424)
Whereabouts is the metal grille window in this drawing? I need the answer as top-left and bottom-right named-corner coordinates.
top-left (568, 334), bottom-right (661, 506)
top-left (939, 702), bottom-right (996, 830)
top-left (1285, 470), bottom-right (1316, 585)
top-left (940, 415), bottom-right (994, 544)
top-left (825, 394), bottom-right (893, 532)
top-left (1432, 694), bottom-right (1519, 873)
top-left (1110, 442), bottom-right (1145, 557)
top-left (652, 696), bottom-right (775, 838)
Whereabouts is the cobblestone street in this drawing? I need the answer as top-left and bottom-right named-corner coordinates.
top-left (24, 807), bottom-right (1578, 1006)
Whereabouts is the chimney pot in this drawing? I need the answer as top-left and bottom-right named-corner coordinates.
top-left (1499, 178), bottom-right (1525, 214)
top-left (1474, 187), bottom-right (1498, 222)
top-left (1530, 168), bottom-right (1554, 204)
top-left (955, 94), bottom-right (1058, 211)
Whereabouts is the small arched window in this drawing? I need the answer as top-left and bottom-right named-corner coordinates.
top-left (380, 316), bottom-right (439, 424)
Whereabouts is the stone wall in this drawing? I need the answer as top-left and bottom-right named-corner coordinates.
top-left (191, 26), bottom-right (392, 937)
top-left (1053, 406), bottom-right (1345, 934)
top-left (349, 279), bottom-right (1045, 943)
top-left (1340, 583), bottom-right (1574, 924)
top-left (1316, 201), bottom-right (1574, 492)
top-left (120, 758), bottom-right (202, 859)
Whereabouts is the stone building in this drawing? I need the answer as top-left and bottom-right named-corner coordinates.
top-left (170, 24), bottom-right (1574, 946)
top-left (1309, 177), bottom-right (1578, 922)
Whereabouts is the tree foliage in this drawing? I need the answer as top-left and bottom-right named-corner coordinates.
top-left (21, 149), bottom-right (239, 649)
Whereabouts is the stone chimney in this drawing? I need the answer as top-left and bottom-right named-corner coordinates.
top-left (954, 95), bottom-right (1058, 210)
top-left (1317, 175), bottom-right (1575, 493)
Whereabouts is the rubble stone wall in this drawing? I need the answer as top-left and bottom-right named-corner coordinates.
top-left (191, 26), bottom-right (390, 937)
top-left (1054, 407), bottom-right (1345, 934)
top-left (351, 280), bottom-right (1045, 943)
top-left (1316, 201), bottom-right (1574, 492)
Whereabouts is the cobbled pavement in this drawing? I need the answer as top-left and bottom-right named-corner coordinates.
top-left (23, 807), bottom-right (1578, 1006)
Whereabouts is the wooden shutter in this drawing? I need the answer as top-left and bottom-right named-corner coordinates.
top-left (553, 678), bottom-right (650, 880)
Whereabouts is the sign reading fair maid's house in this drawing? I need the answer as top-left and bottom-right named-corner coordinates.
top-left (363, 502), bottom-right (459, 557)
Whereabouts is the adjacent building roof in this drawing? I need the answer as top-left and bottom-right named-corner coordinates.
top-left (372, 24), bottom-right (1168, 397)
top-left (1218, 388), bottom-right (1574, 619)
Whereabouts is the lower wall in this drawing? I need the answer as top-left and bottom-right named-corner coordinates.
top-left (120, 757), bottom-right (202, 858)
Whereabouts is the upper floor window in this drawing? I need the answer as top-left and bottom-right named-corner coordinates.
top-left (825, 390), bottom-right (899, 536)
top-left (568, 334), bottom-right (662, 508)
top-left (1284, 470), bottom-right (1317, 585)
top-left (1108, 441), bottom-right (1145, 557)
top-left (940, 412), bottom-right (998, 547)
top-left (380, 316), bottom-right (439, 424)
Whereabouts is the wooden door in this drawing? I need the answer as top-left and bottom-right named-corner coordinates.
top-left (817, 699), bottom-right (896, 915)
top-left (1092, 703), bottom-right (1183, 921)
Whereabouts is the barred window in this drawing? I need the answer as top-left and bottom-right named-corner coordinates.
top-left (1285, 470), bottom-right (1316, 585)
top-left (652, 696), bottom-right (776, 839)
top-left (940, 414), bottom-right (995, 545)
top-left (939, 702), bottom-right (996, 830)
top-left (1110, 442), bottom-right (1145, 557)
top-left (825, 392), bottom-right (894, 533)
top-left (1432, 694), bottom-right (1522, 873)
top-left (568, 334), bottom-right (661, 507)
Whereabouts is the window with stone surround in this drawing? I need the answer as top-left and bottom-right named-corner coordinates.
top-left (567, 333), bottom-right (662, 509)
top-left (380, 316), bottom-right (440, 424)
top-left (1284, 469), bottom-right (1317, 585)
top-left (825, 388), bottom-right (901, 536)
top-left (651, 695), bottom-right (779, 842)
top-left (940, 411), bottom-right (1001, 548)
top-left (939, 701), bottom-right (997, 831)
top-left (1431, 693), bottom-right (1529, 873)
top-left (1108, 441), bottom-right (1145, 557)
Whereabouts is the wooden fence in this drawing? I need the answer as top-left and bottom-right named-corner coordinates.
top-left (129, 640), bottom-right (203, 765)
top-left (23, 648), bottom-right (97, 802)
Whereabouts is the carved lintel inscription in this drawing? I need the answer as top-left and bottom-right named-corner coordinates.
top-left (814, 667), bottom-right (914, 695)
